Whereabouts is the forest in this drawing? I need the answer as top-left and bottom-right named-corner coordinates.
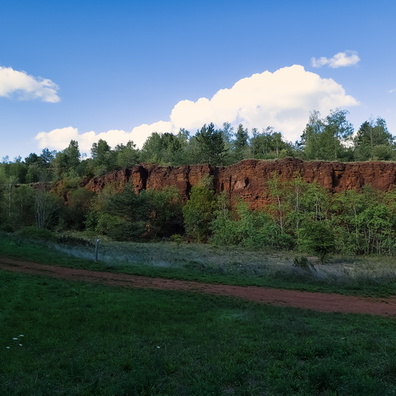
top-left (1, 109), bottom-right (396, 260)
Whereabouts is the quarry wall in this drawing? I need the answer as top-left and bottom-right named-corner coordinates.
top-left (84, 158), bottom-right (396, 209)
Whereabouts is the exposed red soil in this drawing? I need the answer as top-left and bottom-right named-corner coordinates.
top-left (1, 256), bottom-right (396, 317)
top-left (82, 159), bottom-right (396, 210)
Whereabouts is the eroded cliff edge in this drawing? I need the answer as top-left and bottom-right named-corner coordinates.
top-left (84, 158), bottom-right (396, 209)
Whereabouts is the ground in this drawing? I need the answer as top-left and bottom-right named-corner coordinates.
top-left (1, 256), bottom-right (396, 317)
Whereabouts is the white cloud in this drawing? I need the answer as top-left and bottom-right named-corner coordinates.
top-left (35, 121), bottom-right (172, 154)
top-left (311, 50), bottom-right (360, 68)
top-left (171, 65), bottom-right (358, 141)
top-left (35, 65), bottom-right (359, 151)
top-left (388, 88), bottom-right (396, 94)
top-left (0, 66), bottom-right (60, 102)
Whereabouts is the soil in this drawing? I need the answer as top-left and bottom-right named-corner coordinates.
top-left (1, 256), bottom-right (396, 317)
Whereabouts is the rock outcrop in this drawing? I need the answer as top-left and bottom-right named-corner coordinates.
top-left (84, 159), bottom-right (396, 209)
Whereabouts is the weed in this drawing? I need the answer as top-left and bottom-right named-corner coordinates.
top-left (293, 255), bottom-right (310, 269)
top-left (170, 233), bottom-right (183, 247)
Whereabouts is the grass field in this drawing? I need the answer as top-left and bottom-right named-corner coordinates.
top-left (1, 269), bottom-right (396, 395)
top-left (1, 233), bottom-right (396, 394)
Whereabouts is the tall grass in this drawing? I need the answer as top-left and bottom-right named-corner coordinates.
top-left (2, 231), bottom-right (396, 296)
top-left (55, 236), bottom-right (396, 296)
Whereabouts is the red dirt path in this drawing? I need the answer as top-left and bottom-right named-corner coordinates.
top-left (1, 256), bottom-right (396, 317)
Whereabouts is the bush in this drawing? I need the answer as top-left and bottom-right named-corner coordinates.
top-left (183, 180), bottom-right (216, 242)
top-left (55, 234), bottom-right (94, 247)
top-left (15, 226), bottom-right (56, 241)
top-left (293, 256), bottom-right (310, 269)
top-left (299, 221), bottom-right (335, 263)
top-left (211, 201), bottom-right (295, 250)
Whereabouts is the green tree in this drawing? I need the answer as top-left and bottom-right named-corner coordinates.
top-left (40, 148), bottom-right (56, 167)
top-left (300, 109), bottom-right (353, 161)
top-left (25, 149), bottom-right (54, 182)
top-left (34, 186), bottom-right (63, 229)
top-left (53, 140), bottom-right (81, 178)
top-left (95, 186), bottom-right (183, 240)
top-left (5, 157), bottom-right (28, 184)
top-left (213, 200), bottom-right (292, 249)
top-left (354, 118), bottom-right (395, 161)
top-left (182, 177), bottom-right (216, 242)
top-left (357, 201), bottom-right (396, 255)
top-left (114, 141), bottom-right (140, 169)
top-left (233, 124), bottom-right (250, 161)
top-left (194, 123), bottom-right (226, 165)
top-left (299, 111), bottom-right (325, 160)
top-left (0, 184), bottom-right (35, 231)
top-left (141, 132), bottom-right (187, 165)
top-left (91, 139), bottom-right (116, 175)
top-left (299, 220), bottom-right (335, 263)
top-left (325, 109), bottom-right (354, 159)
top-left (332, 189), bottom-right (365, 254)
top-left (210, 193), bottom-right (239, 246)
top-left (251, 127), bottom-right (293, 159)
top-left (266, 173), bottom-right (290, 232)
top-left (62, 187), bottom-right (95, 230)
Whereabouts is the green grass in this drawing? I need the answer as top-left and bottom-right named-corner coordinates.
top-left (1, 232), bottom-right (396, 297)
top-left (1, 270), bottom-right (396, 395)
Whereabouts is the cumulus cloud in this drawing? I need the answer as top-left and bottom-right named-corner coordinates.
top-left (35, 122), bottom-right (172, 154)
top-left (0, 66), bottom-right (60, 102)
top-left (35, 65), bottom-right (359, 152)
top-left (170, 65), bottom-right (358, 141)
top-left (311, 50), bottom-right (360, 68)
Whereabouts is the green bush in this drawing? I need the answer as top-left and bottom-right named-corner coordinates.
top-left (211, 201), bottom-right (295, 250)
top-left (299, 221), bottom-right (335, 263)
top-left (183, 179), bottom-right (216, 242)
top-left (15, 226), bottom-right (56, 241)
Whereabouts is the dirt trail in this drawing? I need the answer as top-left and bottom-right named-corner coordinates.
top-left (1, 256), bottom-right (396, 317)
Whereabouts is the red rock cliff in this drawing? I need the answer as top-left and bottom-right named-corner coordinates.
top-left (84, 159), bottom-right (396, 209)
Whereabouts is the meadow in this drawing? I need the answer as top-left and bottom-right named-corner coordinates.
top-left (3, 231), bottom-right (396, 297)
top-left (1, 233), bottom-right (396, 395)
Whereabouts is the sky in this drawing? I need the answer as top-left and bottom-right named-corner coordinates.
top-left (1, 0), bottom-right (396, 160)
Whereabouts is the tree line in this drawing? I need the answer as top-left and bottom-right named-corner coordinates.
top-left (1, 109), bottom-right (395, 186)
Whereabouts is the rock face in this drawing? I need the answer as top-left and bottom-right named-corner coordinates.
top-left (84, 159), bottom-right (396, 209)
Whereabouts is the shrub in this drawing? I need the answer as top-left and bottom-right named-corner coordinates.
top-left (293, 256), bottom-right (310, 269)
top-left (15, 226), bottom-right (56, 241)
top-left (183, 179), bottom-right (216, 242)
top-left (211, 200), bottom-right (295, 250)
top-left (299, 220), bottom-right (335, 264)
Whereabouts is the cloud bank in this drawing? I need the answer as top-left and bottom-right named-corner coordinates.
top-left (311, 51), bottom-right (360, 68)
top-left (35, 65), bottom-right (359, 152)
top-left (0, 66), bottom-right (60, 102)
top-left (35, 122), bottom-right (172, 154)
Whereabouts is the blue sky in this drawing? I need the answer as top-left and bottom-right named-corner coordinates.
top-left (1, 0), bottom-right (396, 159)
